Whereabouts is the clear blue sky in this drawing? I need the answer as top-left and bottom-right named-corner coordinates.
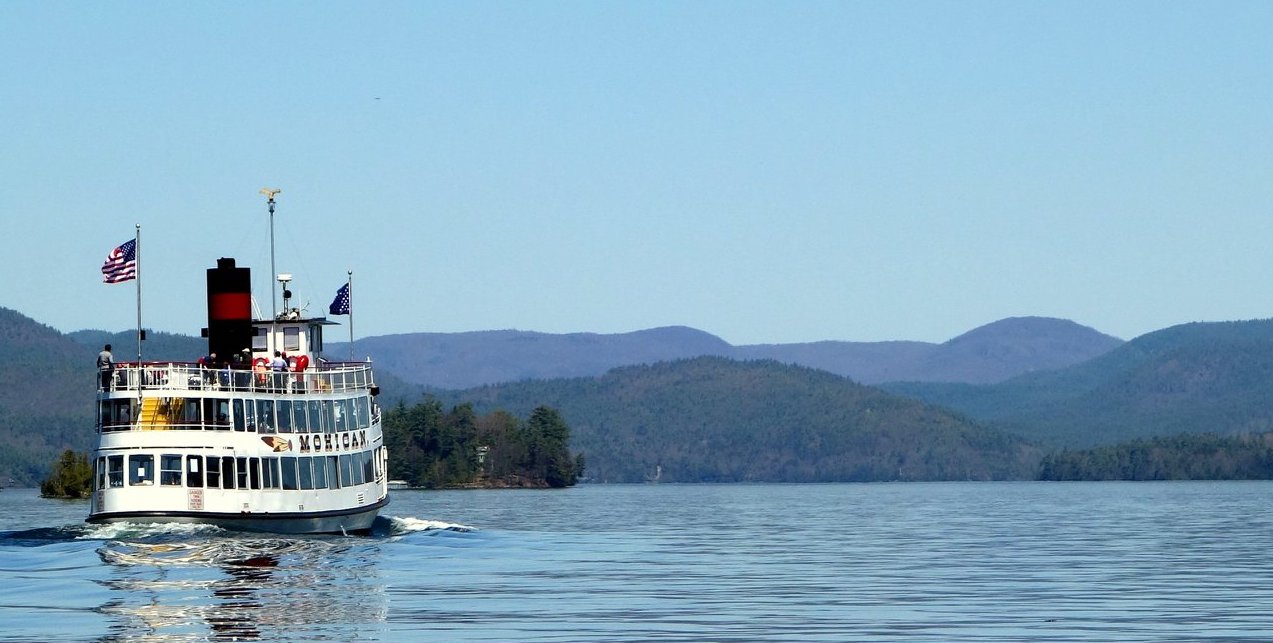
top-left (4, 2), bottom-right (1272, 345)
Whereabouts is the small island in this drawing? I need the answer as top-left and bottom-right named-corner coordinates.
top-left (41, 450), bottom-right (93, 499)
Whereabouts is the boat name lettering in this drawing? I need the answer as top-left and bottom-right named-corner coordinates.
top-left (297, 430), bottom-right (367, 454)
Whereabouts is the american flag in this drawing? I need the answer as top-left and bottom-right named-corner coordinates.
top-left (101, 239), bottom-right (137, 284)
top-left (329, 282), bottom-right (351, 315)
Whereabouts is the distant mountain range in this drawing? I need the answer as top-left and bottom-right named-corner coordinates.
top-left (332, 316), bottom-right (1123, 389)
top-left (884, 319), bottom-right (1273, 449)
top-left (8, 303), bottom-right (1273, 485)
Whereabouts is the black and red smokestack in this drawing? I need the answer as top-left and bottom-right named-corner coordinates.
top-left (205, 257), bottom-right (252, 359)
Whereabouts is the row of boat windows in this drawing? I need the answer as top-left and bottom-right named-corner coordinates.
top-left (94, 449), bottom-right (383, 492)
top-left (99, 396), bottom-right (375, 433)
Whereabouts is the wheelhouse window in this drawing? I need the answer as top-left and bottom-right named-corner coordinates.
top-left (252, 327), bottom-right (268, 352)
top-left (129, 455), bottom-right (154, 486)
top-left (283, 327), bottom-right (301, 352)
top-left (160, 455), bottom-right (182, 486)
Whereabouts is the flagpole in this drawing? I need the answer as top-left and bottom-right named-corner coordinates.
top-left (135, 223), bottom-right (142, 365)
top-left (347, 270), bottom-right (354, 361)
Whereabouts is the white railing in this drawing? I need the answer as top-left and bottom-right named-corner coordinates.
top-left (99, 362), bottom-right (376, 395)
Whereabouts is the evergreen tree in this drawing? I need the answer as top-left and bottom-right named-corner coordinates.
top-left (40, 450), bottom-right (92, 499)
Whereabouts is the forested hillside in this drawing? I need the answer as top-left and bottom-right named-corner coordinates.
top-left (1039, 433), bottom-right (1273, 480)
top-left (885, 320), bottom-right (1273, 448)
top-left (0, 309), bottom-right (97, 484)
top-left (439, 357), bottom-right (1041, 483)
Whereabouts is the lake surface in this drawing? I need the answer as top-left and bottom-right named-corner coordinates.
top-left (2, 482), bottom-right (1273, 641)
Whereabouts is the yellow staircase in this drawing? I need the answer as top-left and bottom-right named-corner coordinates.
top-left (138, 397), bottom-right (177, 430)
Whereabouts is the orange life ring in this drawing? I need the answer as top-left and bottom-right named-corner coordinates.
top-left (253, 357), bottom-right (268, 384)
top-left (292, 354), bottom-right (310, 372)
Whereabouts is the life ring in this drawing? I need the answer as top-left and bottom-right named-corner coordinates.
top-left (292, 354), bottom-right (309, 372)
top-left (253, 357), bottom-right (268, 385)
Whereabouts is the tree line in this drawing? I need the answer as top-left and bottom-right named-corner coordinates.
top-left (382, 398), bottom-right (584, 488)
top-left (1038, 432), bottom-right (1273, 480)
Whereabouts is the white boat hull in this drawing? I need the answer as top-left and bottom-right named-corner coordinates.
top-left (88, 496), bottom-right (389, 534)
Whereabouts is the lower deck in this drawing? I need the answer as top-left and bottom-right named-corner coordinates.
top-left (89, 447), bottom-right (390, 533)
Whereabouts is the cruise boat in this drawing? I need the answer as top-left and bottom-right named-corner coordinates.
top-left (87, 257), bottom-right (389, 534)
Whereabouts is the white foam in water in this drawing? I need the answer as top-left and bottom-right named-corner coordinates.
top-left (77, 521), bottom-right (226, 541)
top-left (386, 516), bottom-right (476, 534)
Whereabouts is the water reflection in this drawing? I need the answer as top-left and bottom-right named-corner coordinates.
top-left (95, 534), bottom-right (387, 641)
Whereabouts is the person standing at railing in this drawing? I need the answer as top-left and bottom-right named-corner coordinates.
top-left (97, 344), bottom-right (115, 390)
top-left (271, 350), bottom-right (288, 392)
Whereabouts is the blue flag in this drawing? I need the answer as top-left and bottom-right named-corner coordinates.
top-left (329, 283), bottom-right (350, 315)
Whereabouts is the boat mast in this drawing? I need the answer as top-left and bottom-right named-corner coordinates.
top-left (260, 188), bottom-right (281, 350)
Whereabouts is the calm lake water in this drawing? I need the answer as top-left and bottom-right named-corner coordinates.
top-left (2, 482), bottom-right (1273, 641)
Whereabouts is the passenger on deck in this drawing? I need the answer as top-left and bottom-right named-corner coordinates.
top-left (271, 350), bottom-right (288, 391)
top-left (97, 344), bottom-right (114, 390)
top-left (199, 352), bottom-right (218, 386)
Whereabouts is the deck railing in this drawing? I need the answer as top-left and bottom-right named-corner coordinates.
top-left (98, 361), bottom-right (376, 395)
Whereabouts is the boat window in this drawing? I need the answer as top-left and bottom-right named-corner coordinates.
top-left (249, 457), bottom-right (261, 490)
top-left (309, 400), bottom-right (324, 433)
top-left (222, 457), bottom-right (237, 490)
top-left (281, 457), bottom-right (298, 490)
top-left (293, 401), bottom-right (308, 432)
top-left (252, 327), bottom-right (268, 352)
top-left (277, 400), bottom-right (293, 433)
top-left (362, 451), bottom-right (374, 483)
top-left (183, 400), bottom-right (201, 429)
top-left (108, 455), bottom-right (124, 487)
top-left (95, 457), bottom-right (105, 490)
top-left (257, 399), bottom-right (275, 433)
top-left (327, 456), bottom-right (341, 489)
top-left (263, 457), bottom-right (280, 489)
top-left (236, 457), bottom-right (250, 489)
top-left (205, 456), bottom-right (221, 488)
top-left (298, 457), bottom-right (314, 490)
top-left (240, 399), bottom-right (255, 432)
top-left (321, 400), bottom-right (336, 433)
top-left (354, 397), bottom-right (370, 429)
top-left (232, 400), bottom-right (244, 431)
top-left (333, 399), bottom-right (350, 432)
top-left (129, 455), bottom-right (154, 486)
top-left (339, 454), bottom-right (353, 487)
top-left (160, 455), bottom-right (182, 486)
top-left (309, 323), bottom-right (323, 353)
top-left (204, 399), bottom-right (229, 429)
top-left (284, 327), bottom-right (301, 352)
top-left (313, 455), bottom-right (328, 489)
top-left (186, 455), bottom-right (203, 487)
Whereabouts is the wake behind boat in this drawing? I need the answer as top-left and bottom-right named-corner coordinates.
top-left (87, 216), bottom-right (388, 534)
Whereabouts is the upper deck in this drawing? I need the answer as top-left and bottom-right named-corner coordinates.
top-left (99, 361), bottom-right (375, 396)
